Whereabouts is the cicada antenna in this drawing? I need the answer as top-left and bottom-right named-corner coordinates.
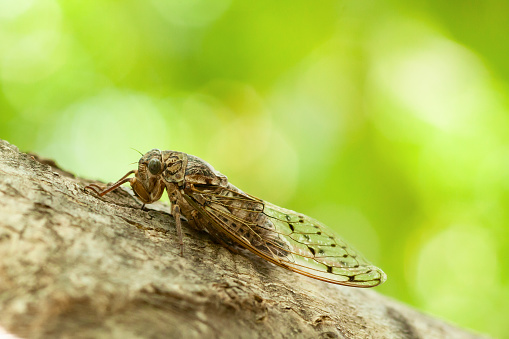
top-left (130, 147), bottom-right (144, 156)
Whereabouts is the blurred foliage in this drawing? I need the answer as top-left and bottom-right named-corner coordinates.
top-left (1, 0), bottom-right (508, 337)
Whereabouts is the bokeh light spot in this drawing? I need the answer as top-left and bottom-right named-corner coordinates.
top-left (150, 0), bottom-right (231, 27)
top-left (39, 89), bottom-right (168, 180)
top-left (415, 224), bottom-right (501, 333)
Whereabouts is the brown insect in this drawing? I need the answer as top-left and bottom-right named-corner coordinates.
top-left (85, 149), bottom-right (386, 287)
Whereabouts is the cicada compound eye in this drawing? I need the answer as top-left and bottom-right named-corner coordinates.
top-left (148, 158), bottom-right (162, 175)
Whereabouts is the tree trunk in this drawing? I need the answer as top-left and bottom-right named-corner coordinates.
top-left (0, 139), bottom-right (485, 339)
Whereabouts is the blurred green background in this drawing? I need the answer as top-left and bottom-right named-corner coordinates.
top-left (1, 0), bottom-right (508, 337)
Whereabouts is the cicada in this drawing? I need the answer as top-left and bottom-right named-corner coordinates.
top-left (85, 149), bottom-right (386, 287)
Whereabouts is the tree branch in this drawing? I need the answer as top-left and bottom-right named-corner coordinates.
top-left (0, 139), bottom-right (484, 339)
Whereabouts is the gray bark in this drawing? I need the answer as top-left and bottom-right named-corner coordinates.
top-left (0, 139), bottom-right (485, 339)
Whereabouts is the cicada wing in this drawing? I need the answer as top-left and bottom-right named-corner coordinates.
top-left (261, 202), bottom-right (386, 287)
top-left (183, 184), bottom-right (386, 287)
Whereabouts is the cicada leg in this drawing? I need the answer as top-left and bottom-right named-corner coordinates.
top-left (85, 170), bottom-right (136, 196)
top-left (172, 204), bottom-right (184, 256)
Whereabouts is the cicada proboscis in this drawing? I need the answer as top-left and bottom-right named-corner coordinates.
top-left (85, 149), bottom-right (386, 287)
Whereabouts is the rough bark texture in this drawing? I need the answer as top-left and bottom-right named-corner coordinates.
top-left (0, 139), bottom-right (485, 339)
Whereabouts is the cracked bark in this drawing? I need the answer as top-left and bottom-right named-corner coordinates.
top-left (0, 139), bottom-right (485, 339)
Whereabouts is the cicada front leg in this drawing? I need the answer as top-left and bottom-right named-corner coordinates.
top-left (85, 170), bottom-right (150, 209)
top-left (85, 170), bottom-right (136, 196)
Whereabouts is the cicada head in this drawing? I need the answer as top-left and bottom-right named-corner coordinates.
top-left (130, 149), bottom-right (168, 203)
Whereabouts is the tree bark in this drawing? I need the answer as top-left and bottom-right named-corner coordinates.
top-left (0, 139), bottom-right (485, 339)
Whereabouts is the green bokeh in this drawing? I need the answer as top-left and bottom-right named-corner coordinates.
top-left (1, 1), bottom-right (508, 337)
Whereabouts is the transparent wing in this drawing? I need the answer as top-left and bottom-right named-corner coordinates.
top-left (183, 184), bottom-right (386, 287)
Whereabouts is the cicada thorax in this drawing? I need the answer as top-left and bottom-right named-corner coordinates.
top-left (183, 154), bottom-right (228, 186)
